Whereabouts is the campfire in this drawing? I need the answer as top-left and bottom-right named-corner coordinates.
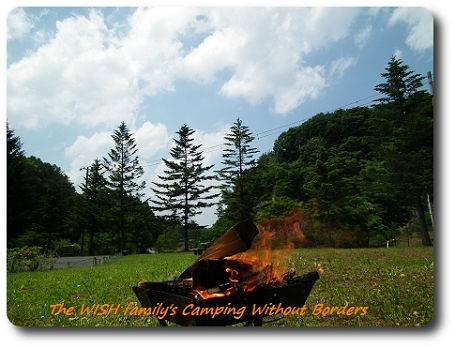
top-left (133, 212), bottom-right (320, 326)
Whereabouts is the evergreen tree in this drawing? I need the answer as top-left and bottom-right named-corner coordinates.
top-left (373, 56), bottom-right (432, 246)
top-left (18, 156), bottom-right (76, 250)
top-left (374, 55), bottom-right (426, 119)
top-left (217, 118), bottom-right (259, 221)
top-left (301, 138), bottom-right (341, 246)
top-left (152, 124), bottom-right (218, 251)
top-left (127, 198), bottom-right (167, 253)
top-left (7, 124), bottom-right (28, 246)
top-left (103, 122), bottom-right (145, 252)
top-left (79, 159), bottom-right (110, 255)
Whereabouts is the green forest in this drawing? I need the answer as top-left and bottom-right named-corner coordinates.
top-left (6, 57), bottom-right (433, 257)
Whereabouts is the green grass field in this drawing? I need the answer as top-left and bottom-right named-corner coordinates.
top-left (7, 247), bottom-right (433, 327)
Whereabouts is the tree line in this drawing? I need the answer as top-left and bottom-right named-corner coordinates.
top-left (7, 116), bottom-right (258, 254)
top-left (6, 56), bottom-right (433, 254)
top-left (213, 56), bottom-right (433, 247)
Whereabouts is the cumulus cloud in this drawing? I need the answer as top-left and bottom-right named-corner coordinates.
top-left (8, 7), bottom-right (365, 130)
top-left (181, 7), bottom-right (361, 115)
top-left (7, 7), bottom-right (34, 40)
top-left (135, 122), bottom-right (171, 159)
top-left (389, 7), bottom-right (433, 51)
top-left (8, 10), bottom-right (142, 129)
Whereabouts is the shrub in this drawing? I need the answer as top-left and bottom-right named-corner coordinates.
top-left (7, 246), bottom-right (50, 272)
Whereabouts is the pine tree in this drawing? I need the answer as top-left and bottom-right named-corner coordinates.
top-left (103, 122), bottom-right (145, 252)
top-left (373, 56), bottom-right (432, 246)
top-left (152, 124), bottom-right (218, 251)
top-left (217, 118), bottom-right (259, 221)
top-left (7, 124), bottom-right (28, 246)
top-left (79, 159), bottom-right (110, 255)
top-left (374, 55), bottom-right (425, 119)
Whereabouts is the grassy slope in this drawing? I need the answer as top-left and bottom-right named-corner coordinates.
top-left (7, 247), bottom-right (433, 327)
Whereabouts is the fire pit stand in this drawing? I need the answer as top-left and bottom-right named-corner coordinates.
top-left (133, 270), bottom-right (319, 326)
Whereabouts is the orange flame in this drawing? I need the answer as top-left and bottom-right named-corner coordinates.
top-left (190, 209), bottom-right (311, 300)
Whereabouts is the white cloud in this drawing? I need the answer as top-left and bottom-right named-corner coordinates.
top-left (389, 7), bottom-right (433, 52)
top-left (7, 8), bottom-right (33, 40)
top-left (64, 131), bottom-right (113, 189)
top-left (120, 7), bottom-right (200, 95)
top-left (8, 7), bottom-right (365, 130)
top-left (270, 66), bottom-right (327, 115)
top-left (134, 122), bottom-right (171, 160)
top-left (329, 57), bottom-right (356, 79)
top-left (8, 10), bottom-right (142, 129)
top-left (354, 24), bottom-right (373, 48)
top-left (177, 26), bottom-right (247, 84)
top-left (183, 7), bottom-right (361, 115)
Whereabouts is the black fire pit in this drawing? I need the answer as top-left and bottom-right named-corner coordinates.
top-left (132, 220), bottom-right (320, 326)
top-left (133, 270), bottom-right (319, 326)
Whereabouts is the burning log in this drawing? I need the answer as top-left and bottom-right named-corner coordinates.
top-left (190, 258), bottom-right (258, 289)
top-left (191, 259), bottom-right (229, 289)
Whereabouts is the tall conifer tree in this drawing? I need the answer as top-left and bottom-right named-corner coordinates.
top-left (79, 159), bottom-right (110, 255)
top-left (217, 118), bottom-right (259, 221)
top-left (103, 122), bottom-right (145, 252)
top-left (152, 124), bottom-right (218, 251)
top-left (373, 56), bottom-right (432, 246)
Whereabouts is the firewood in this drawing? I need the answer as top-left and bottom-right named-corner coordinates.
top-left (178, 219), bottom-right (259, 282)
top-left (198, 219), bottom-right (259, 260)
top-left (191, 259), bottom-right (230, 289)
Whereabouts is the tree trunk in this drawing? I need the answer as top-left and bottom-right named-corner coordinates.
top-left (89, 230), bottom-right (94, 255)
top-left (184, 213), bottom-right (189, 251)
top-left (416, 195), bottom-right (432, 246)
top-left (80, 229), bottom-right (84, 255)
top-left (120, 197), bottom-right (125, 252)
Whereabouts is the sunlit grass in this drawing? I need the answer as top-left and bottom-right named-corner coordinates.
top-left (7, 247), bottom-right (433, 327)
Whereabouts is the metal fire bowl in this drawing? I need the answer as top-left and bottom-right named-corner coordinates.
top-left (132, 270), bottom-right (319, 326)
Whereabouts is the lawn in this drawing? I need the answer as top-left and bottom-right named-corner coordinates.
top-left (6, 247), bottom-right (434, 327)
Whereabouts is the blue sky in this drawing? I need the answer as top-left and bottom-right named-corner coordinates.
top-left (6, 6), bottom-right (433, 226)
